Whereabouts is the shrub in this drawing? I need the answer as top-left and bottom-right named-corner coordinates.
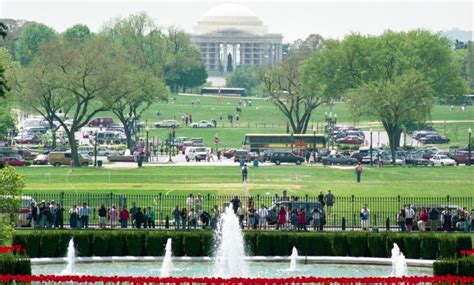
top-left (347, 233), bottom-right (368, 257)
top-left (457, 256), bottom-right (474, 277)
top-left (331, 234), bottom-right (348, 256)
top-left (0, 254), bottom-right (31, 275)
top-left (386, 235), bottom-right (405, 258)
top-left (243, 232), bottom-right (257, 256)
top-left (201, 232), bottom-right (214, 256)
top-left (433, 259), bottom-right (457, 276)
top-left (92, 233), bottom-right (109, 256)
top-left (256, 232), bottom-right (273, 255)
top-left (73, 232), bottom-right (92, 257)
top-left (56, 232), bottom-right (73, 257)
top-left (313, 233), bottom-right (332, 256)
top-left (124, 232), bottom-right (144, 256)
top-left (403, 235), bottom-right (421, 259)
top-left (12, 233), bottom-right (39, 258)
top-left (367, 234), bottom-right (387, 257)
top-left (169, 232), bottom-right (184, 256)
top-left (455, 236), bottom-right (473, 257)
top-left (183, 233), bottom-right (203, 256)
top-left (107, 232), bottom-right (125, 256)
top-left (438, 236), bottom-right (457, 259)
top-left (40, 232), bottom-right (59, 257)
top-left (420, 235), bottom-right (439, 259)
top-left (272, 233), bottom-right (291, 256)
top-left (144, 232), bottom-right (168, 256)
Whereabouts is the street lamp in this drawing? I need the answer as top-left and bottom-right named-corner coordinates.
top-left (469, 127), bottom-right (472, 166)
top-left (168, 130), bottom-right (173, 163)
top-left (94, 131), bottom-right (98, 167)
top-left (369, 128), bottom-right (373, 167)
top-left (313, 127), bottom-right (317, 161)
top-left (145, 127), bottom-right (150, 162)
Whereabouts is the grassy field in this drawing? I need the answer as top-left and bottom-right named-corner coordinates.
top-left (94, 94), bottom-right (474, 149)
top-left (17, 165), bottom-right (474, 197)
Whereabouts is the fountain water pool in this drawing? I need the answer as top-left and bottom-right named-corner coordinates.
top-left (60, 238), bottom-right (76, 275)
top-left (390, 243), bottom-right (408, 276)
top-left (289, 247), bottom-right (298, 271)
top-left (160, 238), bottom-right (173, 277)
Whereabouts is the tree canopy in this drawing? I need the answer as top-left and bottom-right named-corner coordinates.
top-left (15, 22), bottom-right (57, 66)
top-left (225, 65), bottom-right (260, 96)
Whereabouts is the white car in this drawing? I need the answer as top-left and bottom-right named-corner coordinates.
top-left (185, 147), bottom-right (208, 162)
top-left (430, 154), bottom-right (456, 166)
top-left (190, 120), bottom-right (215, 128)
top-left (78, 146), bottom-right (121, 156)
top-left (154, 120), bottom-right (180, 128)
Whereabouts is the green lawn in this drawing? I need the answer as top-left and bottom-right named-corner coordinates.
top-left (17, 165), bottom-right (474, 197)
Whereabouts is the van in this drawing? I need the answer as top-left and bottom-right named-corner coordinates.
top-left (88, 117), bottom-right (113, 128)
top-left (185, 147), bottom-right (207, 162)
top-left (48, 152), bottom-right (91, 167)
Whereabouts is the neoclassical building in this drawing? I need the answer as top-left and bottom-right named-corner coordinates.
top-left (191, 3), bottom-right (283, 76)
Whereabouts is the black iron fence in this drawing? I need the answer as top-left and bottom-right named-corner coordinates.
top-left (17, 193), bottom-right (474, 231)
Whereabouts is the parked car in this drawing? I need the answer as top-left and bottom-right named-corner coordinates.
top-left (78, 146), bottom-right (121, 156)
top-left (88, 117), bottom-right (113, 128)
top-left (430, 154), bottom-right (456, 166)
top-left (374, 153), bottom-right (403, 165)
top-left (190, 120), bottom-right (215, 128)
top-left (48, 152), bottom-right (91, 167)
top-left (449, 151), bottom-right (474, 166)
top-left (322, 154), bottom-right (359, 166)
top-left (419, 134), bottom-right (450, 144)
top-left (154, 120), bottom-right (180, 128)
top-left (185, 147), bottom-right (207, 162)
top-left (405, 154), bottom-right (433, 166)
top-left (260, 150), bottom-right (276, 162)
top-left (223, 149), bottom-right (237, 159)
top-left (270, 151), bottom-right (305, 165)
top-left (3, 157), bottom-right (30, 167)
top-left (233, 150), bottom-right (250, 162)
top-left (335, 135), bottom-right (364, 145)
top-left (33, 154), bottom-right (49, 165)
top-left (17, 196), bottom-right (36, 227)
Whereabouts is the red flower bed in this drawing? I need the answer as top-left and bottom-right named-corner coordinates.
top-left (459, 249), bottom-right (474, 256)
top-left (1, 274), bottom-right (474, 284)
top-left (0, 245), bottom-right (25, 254)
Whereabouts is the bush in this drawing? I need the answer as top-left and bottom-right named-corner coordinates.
top-left (124, 232), bottom-right (144, 256)
top-left (420, 235), bottom-right (439, 259)
top-left (313, 233), bottom-right (333, 256)
top-left (368, 234), bottom-right (387, 257)
top-left (183, 232), bottom-right (203, 256)
top-left (457, 256), bottom-right (474, 277)
top-left (56, 232), bottom-right (73, 257)
top-left (74, 232), bottom-right (92, 257)
top-left (107, 232), bottom-right (125, 256)
top-left (169, 232), bottom-right (184, 256)
top-left (256, 232), bottom-right (273, 255)
top-left (243, 232), bottom-right (257, 256)
top-left (433, 259), bottom-right (457, 276)
top-left (271, 233), bottom-right (291, 256)
top-left (331, 234), bottom-right (348, 256)
top-left (0, 254), bottom-right (31, 275)
top-left (403, 235), bottom-right (421, 259)
top-left (92, 233), bottom-right (109, 256)
top-left (438, 236), bottom-right (457, 259)
top-left (456, 236), bottom-right (473, 257)
top-left (347, 233), bottom-right (368, 257)
top-left (386, 235), bottom-right (405, 258)
top-left (12, 233), bottom-right (39, 258)
top-left (40, 232), bottom-right (60, 257)
top-left (144, 232), bottom-right (167, 256)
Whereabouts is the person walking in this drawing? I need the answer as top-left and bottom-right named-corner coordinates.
top-left (119, 206), bottom-right (129, 228)
top-left (355, 163), bottom-right (363, 183)
top-left (241, 164), bottom-right (248, 183)
top-left (360, 204), bottom-right (370, 231)
top-left (325, 190), bottom-right (335, 215)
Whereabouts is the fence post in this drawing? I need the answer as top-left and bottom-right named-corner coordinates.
top-left (351, 194), bottom-right (355, 229)
top-left (159, 193), bottom-right (163, 228)
top-left (446, 195), bottom-right (450, 206)
top-left (207, 193), bottom-right (211, 213)
top-left (342, 217), bottom-right (346, 231)
top-left (386, 217), bottom-right (390, 231)
top-left (305, 194), bottom-right (308, 202)
top-left (60, 192), bottom-right (64, 208)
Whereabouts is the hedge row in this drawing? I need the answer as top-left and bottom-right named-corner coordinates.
top-left (0, 254), bottom-right (31, 275)
top-left (434, 256), bottom-right (474, 277)
top-left (12, 230), bottom-right (471, 260)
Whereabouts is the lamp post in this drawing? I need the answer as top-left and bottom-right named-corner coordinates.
top-left (334, 114), bottom-right (337, 125)
top-left (145, 127), bottom-right (150, 162)
top-left (290, 132), bottom-right (294, 152)
top-left (313, 127), bottom-right (317, 161)
top-left (168, 130), bottom-right (173, 163)
top-left (370, 128), bottom-right (373, 167)
top-left (469, 127), bottom-right (472, 166)
top-left (94, 132), bottom-right (98, 167)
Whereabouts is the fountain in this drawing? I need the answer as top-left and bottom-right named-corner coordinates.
top-left (390, 243), bottom-right (408, 276)
top-left (61, 238), bottom-right (76, 275)
top-left (289, 246), bottom-right (298, 271)
top-left (161, 238), bottom-right (173, 277)
top-left (214, 205), bottom-right (249, 277)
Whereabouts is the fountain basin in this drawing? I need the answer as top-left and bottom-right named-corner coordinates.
top-left (31, 258), bottom-right (433, 277)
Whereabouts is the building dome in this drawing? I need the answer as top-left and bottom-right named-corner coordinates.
top-left (194, 3), bottom-right (267, 35)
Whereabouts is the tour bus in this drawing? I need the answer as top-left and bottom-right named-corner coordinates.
top-left (243, 133), bottom-right (326, 152)
top-left (201, 87), bottom-right (246, 97)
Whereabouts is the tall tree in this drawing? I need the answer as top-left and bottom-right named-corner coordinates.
top-left (21, 36), bottom-right (119, 166)
top-left (15, 23), bottom-right (57, 66)
top-left (0, 166), bottom-right (24, 244)
top-left (226, 65), bottom-right (260, 96)
top-left (313, 30), bottom-right (467, 163)
top-left (64, 24), bottom-right (91, 42)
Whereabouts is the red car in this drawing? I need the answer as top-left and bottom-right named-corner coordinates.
top-left (449, 151), bottom-right (474, 166)
top-left (223, 149), bottom-right (236, 159)
top-left (336, 135), bottom-right (364, 145)
top-left (4, 157), bottom-right (30, 167)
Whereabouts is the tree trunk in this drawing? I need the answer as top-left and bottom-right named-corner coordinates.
top-left (386, 126), bottom-right (402, 165)
top-left (124, 125), bottom-right (133, 150)
top-left (51, 130), bottom-right (57, 150)
top-left (67, 131), bottom-right (80, 168)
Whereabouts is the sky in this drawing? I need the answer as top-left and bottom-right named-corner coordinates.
top-left (1, 0), bottom-right (472, 42)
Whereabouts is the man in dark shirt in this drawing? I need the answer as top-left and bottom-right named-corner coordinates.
top-left (230, 196), bottom-right (240, 214)
top-left (428, 207), bottom-right (440, 231)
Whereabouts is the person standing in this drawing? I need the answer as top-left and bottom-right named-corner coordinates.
top-left (130, 202), bottom-right (138, 228)
top-left (145, 207), bottom-right (155, 228)
top-left (355, 163), bottom-right (364, 183)
top-left (109, 205), bottom-right (118, 229)
top-left (181, 207), bottom-right (188, 229)
top-left (119, 206), bottom-right (129, 229)
top-left (31, 202), bottom-right (40, 229)
top-left (397, 208), bottom-right (406, 232)
top-left (417, 208), bottom-right (428, 231)
top-left (49, 200), bottom-right (57, 228)
top-left (211, 205), bottom-right (219, 230)
top-left (258, 204), bottom-right (268, 230)
top-left (79, 202), bottom-right (90, 228)
top-left (188, 208), bottom-right (198, 229)
top-left (441, 206), bottom-right (452, 232)
top-left (360, 204), bottom-right (370, 231)
top-left (69, 205), bottom-right (79, 229)
top-left (172, 205), bottom-right (182, 229)
top-left (56, 204), bottom-right (64, 229)
top-left (230, 196), bottom-right (241, 214)
top-left (318, 191), bottom-right (325, 208)
top-left (404, 204), bottom-right (415, 232)
top-left (186, 194), bottom-right (194, 211)
top-left (297, 208), bottom-right (307, 231)
top-left (241, 164), bottom-right (248, 183)
top-left (98, 204), bottom-right (107, 229)
top-left (276, 206), bottom-right (286, 230)
top-left (428, 206), bottom-right (440, 232)
top-left (134, 207), bottom-right (144, 229)
top-left (195, 194), bottom-right (203, 212)
top-left (325, 190), bottom-right (335, 215)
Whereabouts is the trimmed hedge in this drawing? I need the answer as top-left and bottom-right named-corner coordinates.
top-left (434, 256), bottom-right (474, 277)
top-left (0, 254), bottom-right (31, 275)
top-left (11, 230), bottom-right (470, 260)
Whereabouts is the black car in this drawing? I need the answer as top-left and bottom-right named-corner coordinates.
top-left (419, 135), bottom-right (449, 144)
top-left (322, 154), bottom-right (359, 165)
top-left (270, 152), bottom-right (305, 165)
top-left (405, 154), bottom-right (433, 166)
